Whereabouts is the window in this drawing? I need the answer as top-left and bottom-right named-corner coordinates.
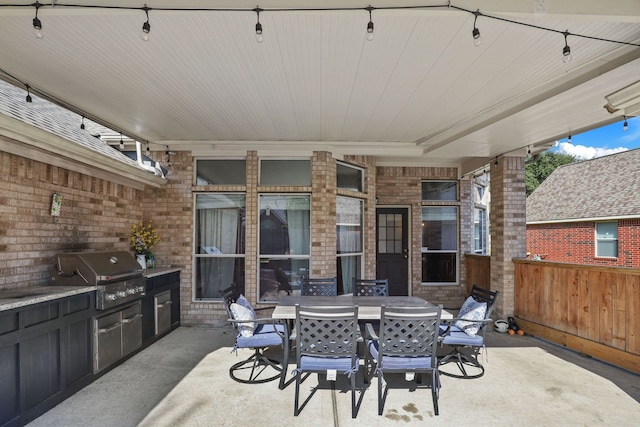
top-left (336, 196), bottom-right (363, 294)
top-left (474, 208), bottom-right (487, 254)
top-left (259, 194), bottom-right (311, 301)
top-left (421, 206), bottom-right (458, 284)
top-left (337, 162), bottom-right (363, 192)
top-left (422, 181), bottom-right (458, 201)
top-left (596, 222), bottom-right (618, 258)
top-left (260, 159), bottom-right (311, 186)
top-left (194, 194), bottom-right (245, 300)
top-left (196, 159), bottom-right (246, 185)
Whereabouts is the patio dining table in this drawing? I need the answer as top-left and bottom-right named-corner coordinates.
top-left (272, 295), bottom-right (453, 320)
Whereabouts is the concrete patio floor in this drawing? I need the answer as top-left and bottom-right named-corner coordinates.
top-left (27, 326), bottom-right (640, 427)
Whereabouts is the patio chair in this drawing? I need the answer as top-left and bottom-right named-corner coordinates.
top-left (365, 305), bottom-right (443, 416)
top-left (221, 285), bottom-right (289, 389)
top-left (300, 277), bottom-right (337, 296)
top-left (438, 285), bottom-right (499, 379)
top-left (353, 278), bottom-right (389, 296)
top-left (293, 304), bottom-right (362, 418)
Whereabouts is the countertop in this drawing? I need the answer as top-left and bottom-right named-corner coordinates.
top-left (0, 268), bottom-right (181, 312)
top-left (0, 285), bottom-right (96, 312)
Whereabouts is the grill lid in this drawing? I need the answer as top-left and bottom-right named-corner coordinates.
top-left (51, 251), bottom-right (142, 285)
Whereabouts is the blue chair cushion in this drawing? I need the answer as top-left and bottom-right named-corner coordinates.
top-left (367, 340), bottom-right (434, 370)
top-left (440, 325), bottom-right (484, 346)
top-left (236, 323), bottom-right (285, 348)
top-left (454, 296), bottom-right (487, 337)
top-left (300, 355), bottom-right (359, 371)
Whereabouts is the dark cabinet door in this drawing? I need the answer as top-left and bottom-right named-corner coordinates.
top-left (22, 330), bottom-right (61, 411)
top-left (0, 343), bottom-right (19, 426)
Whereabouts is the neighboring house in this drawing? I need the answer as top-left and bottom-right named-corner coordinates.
top-left (526, 149), bottom-right (640, 267)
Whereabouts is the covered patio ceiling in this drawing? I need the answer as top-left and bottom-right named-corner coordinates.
top-left (0, 0), bottom-right (639, 175)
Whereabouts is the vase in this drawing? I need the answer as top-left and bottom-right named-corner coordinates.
top-left (136, 253), bottom-right (146, 270)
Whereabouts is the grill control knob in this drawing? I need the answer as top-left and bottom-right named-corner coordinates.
top-left (116, 291), bottom-right (127, 298)
top-left (106, 293), bottom-right (117, 301)
top-left (126, 288), bottom-right (136, 295)
top-left (137, 286), bottom-right (145, 293)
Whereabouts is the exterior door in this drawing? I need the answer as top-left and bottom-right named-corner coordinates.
top-left (376, 207), bottom-right (409, 296)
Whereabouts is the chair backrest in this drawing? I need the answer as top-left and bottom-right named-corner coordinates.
top-left (295, 304), bottom-right (359, 363)
top-left (377, 305), bottom-right (442, 368)
top-left (220, 284), bottom-right (243, 336)
top-left (301, 277), bottom-right (337, 296)
top-left (353, 278), bottom-right (389, 297)
top-left (469, 285), bottom-right (499, 320)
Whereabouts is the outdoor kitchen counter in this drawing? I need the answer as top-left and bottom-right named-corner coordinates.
top-left (143, 267), bottom-right (181, 278)
top-left (0, 285), bottom-right (96, 311)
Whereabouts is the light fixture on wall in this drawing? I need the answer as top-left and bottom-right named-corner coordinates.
top-left (141, 4), bottom-right (151, 41)
top-left (32, 2), bottom-right (43, 39)
top-left (562, 31), bottom-right (572, 63)
top-left (472, 9), bottom-right (482, 46)
top-left (254, 6), bottom-right (263, 43)
top-left (365, 5), bottom-right (375, 41)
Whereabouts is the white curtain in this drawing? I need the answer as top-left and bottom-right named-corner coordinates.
top-left (198, 208), bottom-right (238, 297)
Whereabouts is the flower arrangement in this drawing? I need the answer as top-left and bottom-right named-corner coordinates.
top-left (130, 221), bottom-right (160, 254)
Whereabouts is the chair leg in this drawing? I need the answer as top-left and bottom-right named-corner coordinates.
top-left (377, 372), bottom-right (384, 416)
top-left (431, 369), bottom-right (439, 416)
top-left (351, 371), bottom-right (357, 418)
top-left (229, 348), bottom-right (283, 384)
top-left (294, 372), bottom-right (301, 416)
top-left (438, 347), bottom-right (485, 379)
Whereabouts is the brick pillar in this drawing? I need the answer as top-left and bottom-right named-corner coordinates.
top-left (311, 152), bottom-right (337, 277)
top-left (489, 156), bottom-right (526, 317)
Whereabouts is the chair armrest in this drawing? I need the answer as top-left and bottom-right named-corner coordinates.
top-left (365, 322), bottom-right (378, 340)
top-left (254, 306), bottom-right (276, 312)
top-left (440, 317), bottom-right (493, 335)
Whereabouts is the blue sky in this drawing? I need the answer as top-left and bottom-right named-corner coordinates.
top-left (552, 116), bottom-right (640, 160)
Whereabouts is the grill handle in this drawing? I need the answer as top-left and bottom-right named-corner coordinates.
top-left (157, 300), bottom-right (173, 308)
top-left (96, 272), bottom-right (143, 282)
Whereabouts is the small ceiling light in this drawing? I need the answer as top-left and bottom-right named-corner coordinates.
top-left (25, 84), bottom-right (32, 103)
top-left (166, 146), bottom-right (172, 168)
top-left (472, 10), bottom-right (482, 47)
top-left (254, 7), bottom-right (263, 43)
top-left (562, 31), bottom-right (572, 63)
top-left (623, 116), bottom-right (629, 131)
top-left (145, 142), bottom-right (150, 156)
top-left (119, 134), bottom-right (124, 150)
top-left (80, 116), bottom-right (85, 130)
top-left (527, 145), bottom-right (532, 156)
top-left (32, 2), bottom-right (43, 39)
top-left (365, 5), bottom-right (374, 42)
top-left (141, 4), bottom-right (151, 41)
top-left (568, 134), bottom-right (572, 143)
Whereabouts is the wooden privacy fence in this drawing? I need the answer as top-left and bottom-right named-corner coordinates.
top-left (464, 254), bottom-right (490, 294)
top-left (513, 259), bottom-right (640, 374)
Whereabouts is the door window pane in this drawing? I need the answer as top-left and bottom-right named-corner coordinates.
top-left (378, 213), bottom-right (402, 254)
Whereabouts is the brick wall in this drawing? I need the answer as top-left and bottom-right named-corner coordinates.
top-left (527, 219), bottom-right (640, 267)
top-left (0, 150), bottom-right (143, 290)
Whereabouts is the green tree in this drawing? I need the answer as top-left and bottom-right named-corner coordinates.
top-left (525, 151), bottom-right (575, 196)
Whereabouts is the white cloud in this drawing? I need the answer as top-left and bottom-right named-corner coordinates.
top-left (556, 142), bottom-right (628, 160)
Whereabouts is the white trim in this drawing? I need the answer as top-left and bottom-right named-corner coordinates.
top-left (527, 214), bottom-right (640, 225)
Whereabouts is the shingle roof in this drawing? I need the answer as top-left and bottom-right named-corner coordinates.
top-left (0, 79), bottom-right (139, 168)
top-left (527, 149), bottom-right (640, 223)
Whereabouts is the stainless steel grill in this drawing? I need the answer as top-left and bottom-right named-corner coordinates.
top-left (51, 250), bottom-right (145, 310)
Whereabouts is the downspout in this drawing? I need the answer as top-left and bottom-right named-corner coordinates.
top-left (136, 141), bottom-right (165, 178)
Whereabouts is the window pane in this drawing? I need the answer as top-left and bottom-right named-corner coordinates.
top-left (196, 160), bottom-right (246, 185)
top-left (421, 253), bottom-right (456, 283)
top-left (337, 196), bottom-right (363, 254)
top-left (195, 194), bottom-right (245, 254)
top-left (596, 222), bottom-right (617, 239)
top-left (422, 207), bottom-right (458, 250)
top-left (597, 241), bottom-right (618, 257)
top-left (195, 257), bottom-right (245, 299)
top-left (378, 213), bottom-right (402, 254)
top-left (337, 163), bottom-right (363, 192)
top-left (422, 181), bottom-right (458, 201)
top-left (337, 255), bottom-right (361, 294)
top-left (259, 195), bottom-right (310, 255)
top-left (259, 258), bottom-right (309, 300)
top-left (260, 160), bottom-right (311, 185)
